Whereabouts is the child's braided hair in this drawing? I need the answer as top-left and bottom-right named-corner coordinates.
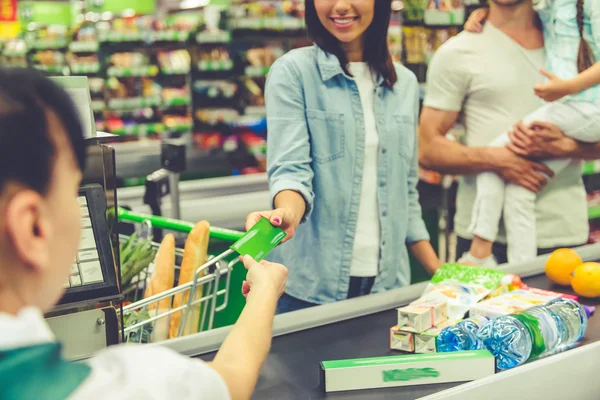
top-left (577, 0), bottom-right (595, 72)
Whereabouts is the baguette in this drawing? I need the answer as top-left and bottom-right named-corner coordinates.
top-left (144, 233), bottom-right (175, 310)
top-left (144, 234), bottom-right (175, 342)
top-left (169, 220), bottom-right (210, 338)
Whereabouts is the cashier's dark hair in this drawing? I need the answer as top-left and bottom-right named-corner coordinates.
top-left (0, 68), bottom-right (86, 194)
top-left (305, 0), bottom-right (397, 88)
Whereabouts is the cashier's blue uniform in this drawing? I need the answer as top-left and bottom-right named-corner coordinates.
top-left (0, 308), bottom-right (231, 400)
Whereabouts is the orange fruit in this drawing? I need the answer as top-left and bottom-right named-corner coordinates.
top-left (545, 248), bottom-right (582, 286)
top-left (571, 262), bottom-right (600, 298)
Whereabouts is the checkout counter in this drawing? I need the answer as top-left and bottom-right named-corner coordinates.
top-left (158, 244), bottom-right (600, 400)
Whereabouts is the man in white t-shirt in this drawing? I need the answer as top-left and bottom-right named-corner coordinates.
top-left (419, 0), bottom-right (600, 263)
top-left (0, 68), bottom-right (288, 400)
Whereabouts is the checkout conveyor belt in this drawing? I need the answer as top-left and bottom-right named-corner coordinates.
top-left (158, 244), bottom-right (600, 399)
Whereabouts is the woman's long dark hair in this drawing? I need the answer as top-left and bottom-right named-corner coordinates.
top-left (305, 0), bottom-right (397, 88)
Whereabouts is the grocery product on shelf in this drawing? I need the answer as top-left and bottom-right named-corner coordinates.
top-left (477, 298), bottom-right (588, 370)
top-left (436, 316), bottom-right (489, 353)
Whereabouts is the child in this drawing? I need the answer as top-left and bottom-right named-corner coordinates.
top-left (459, 0), bottom-right (600, 266)
top-left (0, 68), bottom-right (288, 399)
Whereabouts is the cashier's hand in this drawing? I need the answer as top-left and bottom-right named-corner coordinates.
top-left (245, 208), bottom-right (300, 244)
top-left (240, 255), bottom-right (288, 299)
top-left (490, 147), bottom-right (554, 193)
top-left (507, 120), bottom-right (577, 159)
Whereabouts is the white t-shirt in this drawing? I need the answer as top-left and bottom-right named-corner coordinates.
top-left (348, 62), bottom-right (380, 277)
top-left (0, 307), bottom-right (231, 400)
top-left (423, 22), bottom-right (589, 248)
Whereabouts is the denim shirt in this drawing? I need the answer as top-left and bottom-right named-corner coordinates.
top-left (538, 0), bottom-right (600, 104)
top-left (265, 45), bottom-right (429, 304)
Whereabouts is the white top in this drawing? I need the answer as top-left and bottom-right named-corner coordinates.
top-left (348, 62), bottom-right (380, 278)
top-left (0, 307), bottom-right (231, 400)
top-left (423, 22), bottom-right (588, 248)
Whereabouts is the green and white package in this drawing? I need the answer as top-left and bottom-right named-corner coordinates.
top-left (415, 264), bottom-right (506, 321)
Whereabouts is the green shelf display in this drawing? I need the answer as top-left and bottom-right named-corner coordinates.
top-left (2, 49), bottom-right (27, 57)
top-left (196, 31), bottom-right (232, 44)
top-left (111, 123), bottom-right (165, 136)
top-left (107, 96), bottom-right (162, 110)
top-left (33, 65), bottom-right (68, 74)
top-left (162, 97), bottom-right (191, 107)
top-left (70, 63), bottom-right (101, 74)
top-left (244, 65), bottom-right (270, 77)
top-left (230, 17), bottom-right (305, 31)
top-left (161, 66), bottom-right (191, 75)
top-left (167, 124), bottom-right (193, 133)
top-left (69, 41), bottom-right (99, 52)
top-left (98, 31), bottom-right (150, 43)
top-left (28, 38), bottom-right (68, 50)
top-left (197, 59), bottom-right (234, 72)
top-left (107, 65), bottom-right (159, 78)
top-left (152, 30), bottom-right (190, 42)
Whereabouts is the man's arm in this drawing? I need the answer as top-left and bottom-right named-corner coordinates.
top-left (418, 107), bottom-right (500, 174)
top-left (210, 257), bottom-right (287, 400)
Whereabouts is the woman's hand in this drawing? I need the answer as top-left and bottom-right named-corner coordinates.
top-left (245, 208), bottom-right (300, 244)
top-left (534, 69), bottom-right (575, 102)
top-left (464, 8), bottom-right (488, 33)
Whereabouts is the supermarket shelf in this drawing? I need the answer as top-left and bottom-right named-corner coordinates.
top-left (107, 96), bottom-right (162, 110)
top-left (244, 65), bottom-right (270, 77)
top-left (33, 65), bottom-right (69, 74)
top-left (70, 63), bottom-right (101, 74)
top-left (197, 60), bottom-right (234, 72)
top-left (28, 38), bottom-right (68, 50)
top-left (230, 17), bottom-right (305, 31)
top-left (196, 31), bottom-right (232, 44)
top-left (69, 41), bottom-right (99, 52)
top-left (111, 123), bottom-right (164, 136)
top-left (107, 66), bottom-right (159, 78)
top-left (161, 67), bottom-right (191, 75)
top-left (98, 31), bottom-right (150, 43)
top-left (162, 97), bottom-right (191, 107)
top-left (152, 30), bottom-right (190, 42)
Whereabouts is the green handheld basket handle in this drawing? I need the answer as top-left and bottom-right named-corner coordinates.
top-left (114, 207), bottom-right (245, 242)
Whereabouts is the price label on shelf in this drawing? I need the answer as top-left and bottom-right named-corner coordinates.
top-left (69, 41), bottom-right (99, 52)
top-left (196, 31), bottom-right (232, 44)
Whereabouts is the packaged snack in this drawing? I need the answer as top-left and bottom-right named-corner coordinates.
top-left (417, 264), bottom-right (506, 320)
top-left (390, 326), bottom-right (415, 352)
top-left (398, 299), bottom-right (448, 333)
top-left (470, 289), bottom-right (574, 318)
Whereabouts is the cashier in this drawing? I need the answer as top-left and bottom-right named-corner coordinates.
top-left (0, 68), bottom-right (287, 400)
top-left (246, 0), bottom-right (442, 313)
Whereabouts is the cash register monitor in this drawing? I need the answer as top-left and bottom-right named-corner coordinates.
top-left (58, 184), bottom-right (119, 306)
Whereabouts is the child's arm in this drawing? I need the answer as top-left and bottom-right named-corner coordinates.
top-left (464, 8), bottom-right (489, 33)
top-left (534, 63), bottom-right (600, 102)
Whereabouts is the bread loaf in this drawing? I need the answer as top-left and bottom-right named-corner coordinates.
top-left (168, 220), bottom-right (210, 338)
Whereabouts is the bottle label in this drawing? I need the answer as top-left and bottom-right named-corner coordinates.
top-left (514, 313), bottom-right (546, 358)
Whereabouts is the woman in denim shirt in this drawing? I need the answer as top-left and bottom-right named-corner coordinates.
top-left (246, 0), bottom-right (442, 313)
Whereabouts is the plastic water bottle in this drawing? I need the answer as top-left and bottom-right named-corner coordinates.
top-left (476, 298), bottom-right (588, 371)
top-left (436, 316), bottom-right (490, 352)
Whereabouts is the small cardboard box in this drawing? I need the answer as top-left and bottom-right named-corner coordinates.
top-left (398, 299), bottom-right (448, 333)
top-left (415, 320), bottom-right (460, 354)
top-left (320, 350), bottom-right (495, 393)
top-left (390, 326), bottom-right (415, 352)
